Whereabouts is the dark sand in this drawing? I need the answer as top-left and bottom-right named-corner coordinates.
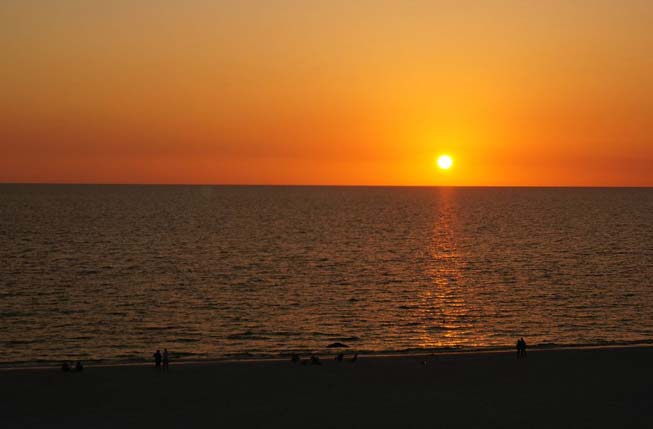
top-left (1, 347), bottom-right (652, 428)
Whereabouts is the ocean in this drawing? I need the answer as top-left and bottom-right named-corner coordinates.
top-left (1, 185), bottom-right (652, 365)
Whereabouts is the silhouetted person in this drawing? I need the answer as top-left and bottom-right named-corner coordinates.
top-left (516, 338), bottom-right (527, 359)
top-left (163, 349), bottom-right (169, 371)
top-left (153, 350), bottom-right (162, 369)
top-left (291, 354), bottom-right (300, 364)
top-left (61, 362), bottom-right (71, 372)
top-left (335, 353), bottom-right (344, 362)
top-left (350, 353), bottom-right (358, 364)
top-left (75, 361), bottom-right (84, 372)
top-left (310, 355), bottom-right (322, 365)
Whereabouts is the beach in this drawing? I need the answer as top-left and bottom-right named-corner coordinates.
top-left (1, 346), bottom-right (651, 428)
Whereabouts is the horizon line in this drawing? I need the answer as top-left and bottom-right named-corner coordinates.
top-left (1, 181), bottom-right (652, 189)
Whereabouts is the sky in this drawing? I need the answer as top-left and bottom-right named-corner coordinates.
top-left (1, 0), bottom-right (652, 186)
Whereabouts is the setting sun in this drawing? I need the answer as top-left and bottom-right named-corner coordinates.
top-left (437, 155), bottom-right (454, 170)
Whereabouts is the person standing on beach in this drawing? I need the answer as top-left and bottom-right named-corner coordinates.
top-left (516, 338), bottom-right (527, 359)
top-left (154, 349), bottom-right (162, 369)
top-left (162, 348), bottom-right (169, 371)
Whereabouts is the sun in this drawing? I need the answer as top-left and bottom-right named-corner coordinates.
top-left (436, 154), bottom-right (453, 170)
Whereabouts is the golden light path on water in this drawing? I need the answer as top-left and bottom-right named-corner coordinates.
top-left (418, 187), bottom-right (475, 349)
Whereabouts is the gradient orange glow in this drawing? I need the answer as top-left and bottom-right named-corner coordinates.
top-left (1, 1), bottom-right (652, 186)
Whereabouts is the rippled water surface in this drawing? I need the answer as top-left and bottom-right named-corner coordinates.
top-left (1, 185), bottom-right (652, 364)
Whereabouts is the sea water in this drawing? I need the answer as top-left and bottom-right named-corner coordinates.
top-left (1, 185), bottom-right (652, 365)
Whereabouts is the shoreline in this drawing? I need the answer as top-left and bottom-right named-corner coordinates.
top-left (3, 341), bottom-right (653, 372)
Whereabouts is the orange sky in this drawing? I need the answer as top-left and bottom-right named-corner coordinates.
top-left (1, 0), bottom-right (652, 186)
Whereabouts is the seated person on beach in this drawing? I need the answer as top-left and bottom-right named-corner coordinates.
top-left (61, 361), bottom-right (71, 372)
top-left (335, 353), bottom-right (344, 362)
top-left (310, 355), bottom-right (322, 365)
top-left (350, 353), bottom-right (358, 363)
top-left (75, 361), bottom-right (84, 372)
top-left (291, 354), bottom-right (300, 364)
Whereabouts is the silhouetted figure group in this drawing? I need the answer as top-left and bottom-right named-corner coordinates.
top-left (291, 352), bottom-right (358, 365)
top-left (153, 349), bottom-right (170, 370)
top-left (61, 361), bottom-right (83, 372)
top-left (291, 354), bottom-right (322, 365)
top-left (516, 338), bottom-right (527, 359)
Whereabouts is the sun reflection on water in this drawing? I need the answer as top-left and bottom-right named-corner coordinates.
top-left (413, 188), bottom-right (484, 349)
